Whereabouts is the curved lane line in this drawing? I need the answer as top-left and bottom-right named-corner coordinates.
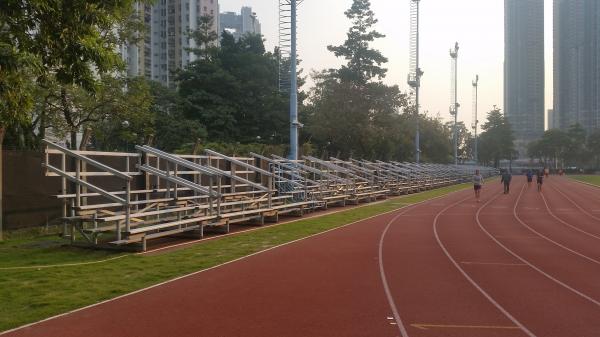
top-left (540, 190), bottom-right (600, 240)
top-left (433, 193), bottom-right (536, 337)
top-left (1, 187), bottom-right (472, 336)
top-left (378, 209), bottom-right (414, 337)
top-left (477, 183), bottom-right (600, 307)
top-left (513, 183), bottom-right (600, 266)
top-left (548, 183), bottom-right (600, 223)
top-left (377, 188), bottom-right (476, 337)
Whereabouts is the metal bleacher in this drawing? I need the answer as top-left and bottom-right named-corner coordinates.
top-left (42, 139), bottom-right (497, 251)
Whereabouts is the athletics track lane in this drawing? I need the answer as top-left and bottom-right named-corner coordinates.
top-left (435, 177), bottom-right (600, 336)
top-left (4, 178), bottom-right (600, 336)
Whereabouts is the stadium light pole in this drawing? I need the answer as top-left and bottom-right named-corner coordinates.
top-left (449, 42), bottom-right (459, 165)
top-left (289, 0), bottom-right (299, 160)
top-left (408, 0), bottom-right (423, 163)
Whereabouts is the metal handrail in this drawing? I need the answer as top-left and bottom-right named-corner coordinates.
top-left (43, 140), bottom-right (132, 180)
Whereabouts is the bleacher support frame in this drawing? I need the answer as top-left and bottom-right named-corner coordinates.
top-left (42, 139), bottom-right (498, 251)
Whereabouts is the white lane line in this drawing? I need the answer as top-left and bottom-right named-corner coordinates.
top-left (376, 188), bottom-right (473, 337)
top-left (549, 184), bottom-right (600, 222)
top-left (434, 194), bottom-right (536, 337)
top-left (540, 191), bottom-right (600, 241)
top-left (461, 261), bottom-right (527, 266)
top-left (1, 187), bottom-right (472, 336)
top-left (477, 183), bottom-right (600, 308)
top-left (513, 184), bottom-right (600, 266)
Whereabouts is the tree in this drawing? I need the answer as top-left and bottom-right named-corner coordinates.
top-left (149, 82), bottom-right (206, 152)
top-left (305, 0), bottom-right (410, 160)
top-left (527, 129), bottom-right (569, 167)
top-left (1, 0), bottom-right (148, 148)
top-left (326, 0), bottom-right (387, 84)
top-left (587, 129), bottom-right (600, 169)
top-left (445, 121), bottom-right (473, 162)
top-left (565, 124), bottom-right (587, 167)
top-left (179, 26), bottom-right (290, 144)
top-left (478, 108), bottom-right (515, 167)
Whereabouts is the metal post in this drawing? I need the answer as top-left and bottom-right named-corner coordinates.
top-left (472, 75), bottom-right (479, 163)
top-left (289, 0), bottom-right (299, 160)
top-left (125, 181), bottom-right (131, 233)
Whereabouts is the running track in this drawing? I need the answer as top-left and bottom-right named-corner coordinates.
top-left (4, 177), bottom-right (600, 337)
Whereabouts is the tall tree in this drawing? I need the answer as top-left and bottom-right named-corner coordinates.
top-left (478, 108), bottom-right (515, 167)
top-left (326, 0), bottom-right (388, 84)
top-left (306, 0), bottom-right (409, 160)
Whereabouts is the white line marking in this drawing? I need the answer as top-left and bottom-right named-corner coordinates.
top-left (461, 261), bottom-right (527, 266)
top-left (434, 194), bottom-right (536, 337)
top-left (513, 184), bottom-right (600, 266)
top-left (540, 191), bottom-right (600, 241)
top-left (477, 183), bottom-right (600, 307)
top-left (1, 187), bottom-right (471, 336)
top-left (549, 184), bottom-right (600, 222)
top-left (0, 254), bottom-right (128, 271)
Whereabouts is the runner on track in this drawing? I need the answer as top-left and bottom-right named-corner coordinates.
top-left (526, 169), bottom-right (534, 187)
top-left (537, 169), bottom-right (544, 192)
top-left (501, 169), bottom-right (512, 194)
top-left (473, 169), bottom-right (484, 202)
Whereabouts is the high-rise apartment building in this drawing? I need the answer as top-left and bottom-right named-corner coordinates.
top-left (554, 0), bottom-right (600, 133)
top-left (220, 7), bottom-right (261, 41)
top-left (150, 0), bottom-right (219, 87)
top-left (119, 3), bottom-right (153, 79)
top-left (504, 0), bottom-right (545, 155)
top-left (121, 0), bottom-right (219, 87)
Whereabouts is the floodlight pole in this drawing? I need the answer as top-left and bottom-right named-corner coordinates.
top-left (472, 75), bottom-right (479, 163)
top-left (450, 42), bottom-right (459, 165)
top-left (289, 0), bottom-right (299, 160)
top-left (408, 0), bottom-right (422, 163)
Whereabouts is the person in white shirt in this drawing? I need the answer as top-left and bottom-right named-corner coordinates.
top-left (473, 170), bottom-right (484, 202)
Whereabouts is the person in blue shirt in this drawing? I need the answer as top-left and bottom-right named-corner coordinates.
top-left (526, 170), bottom-right (533, 187)
top-left (501, 170), bottom-right (512, 194)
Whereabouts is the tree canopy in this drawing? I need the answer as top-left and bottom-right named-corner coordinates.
top-left (478, 108), bottom-right (515, 167)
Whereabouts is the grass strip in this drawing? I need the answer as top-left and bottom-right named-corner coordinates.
top-left (569, 175), bottom-right (600, 187)
top-left (0, 183), bottom-right (468, 332)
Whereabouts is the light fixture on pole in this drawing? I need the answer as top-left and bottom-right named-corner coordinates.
top-left (449, 42), bottom-right (459, 165)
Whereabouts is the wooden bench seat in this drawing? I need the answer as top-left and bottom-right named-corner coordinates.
top-left (127, 215), bottom-right (217, 235)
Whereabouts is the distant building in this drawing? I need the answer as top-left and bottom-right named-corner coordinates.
top-left (554, 0), bottom-right (600, 134)
top-left (119, 2), bottom-right (152, 79)
top-left (121, 0), bottom-right (220, 87)
top-left (548, 109), bottom-right (558, 130)
top-left (220, 6), bottom-right (261, 40)
top-left (504, 0), bottom-right (545, 156)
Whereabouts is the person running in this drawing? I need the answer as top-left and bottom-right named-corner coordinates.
top-left (473, 169), bottom-right (484, 202)
top-left (537, 169), bottom-right (544, 192)
top-left (501, 169), bottom-right (512, 194)
top-left (526, 169), bottom-right (533, 187)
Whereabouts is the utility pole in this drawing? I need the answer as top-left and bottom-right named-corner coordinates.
top-left (449, 42), bottom-right (459, 165)
top-left (472, 75), bottom-right (479, 163)
top-left (408, 0), bottom-right (423, 163)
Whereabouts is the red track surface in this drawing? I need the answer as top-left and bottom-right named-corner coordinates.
top-left (4, 177), bottom-right (600, 337)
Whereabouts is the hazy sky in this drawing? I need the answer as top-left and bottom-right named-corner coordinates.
top-left (220, 0), bottom-right (554, 129)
